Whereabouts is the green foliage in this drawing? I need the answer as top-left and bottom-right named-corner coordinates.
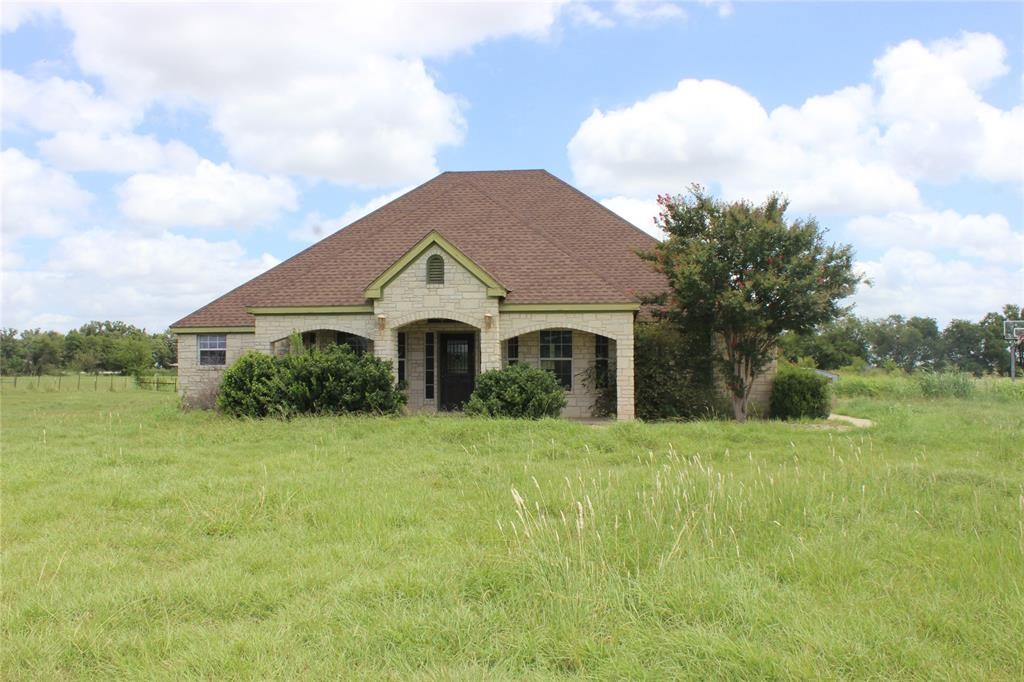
top-left (634, 320), bottom-right (721, 420)
top-left (217, 351), bottom-right (286, 417)
top-left (770, 365), bottom-right (831, 420)
top-left (1, 320), bottom-right (176, 375)
top-left (917, 371), bottom-right (975, 399)
top-left (645, 185), bottom-right (860, 421)
top-left (778, 313), bottom-right (869, 370)
top-left (217, 346), bottom-right (404, 418)
top-left (464, 363), bottom-right (567, 419)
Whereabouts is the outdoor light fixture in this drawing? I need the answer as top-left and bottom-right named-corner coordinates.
top-left (484, 313), bottom-right (493, 330)
top-left (377, 314), bottom-right (387, 330)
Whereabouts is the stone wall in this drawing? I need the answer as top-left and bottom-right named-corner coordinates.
top-left (177, 332), bottom-right (258, 408)
top-left (500, 330), bottom-right (615, 419)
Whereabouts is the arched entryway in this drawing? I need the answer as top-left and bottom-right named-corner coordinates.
top-left (392, 317), bottom-right (483, 413)
top-left (269, 329), bottom-right (374, 357)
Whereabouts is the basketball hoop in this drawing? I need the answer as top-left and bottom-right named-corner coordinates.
top-left (1005, 320), bottom-right (1024, 381)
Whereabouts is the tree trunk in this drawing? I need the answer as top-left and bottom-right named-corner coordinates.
top-left (731, 393), bottom-right (747, 422)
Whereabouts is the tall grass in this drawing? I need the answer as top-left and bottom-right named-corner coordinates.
top-left (2, 389), bottom-right (1022, 678)
top-left (834, 370), bottom-right (1024, 402)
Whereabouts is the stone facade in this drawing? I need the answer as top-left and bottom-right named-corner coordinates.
top-left (176, 332), bottom-right (258, 408)
top-left (175, 247), bottom-right (640, 419)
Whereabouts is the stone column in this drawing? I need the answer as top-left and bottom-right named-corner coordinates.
top-left (615, 330), bottom-right (635, 421)
top-left (375, 318), bottom-right (398, 382)
top-left (480, 312), bottom-right (501, 372)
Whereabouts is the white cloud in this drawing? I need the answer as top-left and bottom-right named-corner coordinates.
top-left (568, 32), bottom-right (1020, 215)
top-left (853, 248), bottom-right (1023, 324)
top-left (0, 3), bottom-right (58, 33)
top-left (1, 70), bottom-right (139, 133)
top-left (847, 210), bottom-right (1024, 266)
top-left (875, 32), bottom-right (1023, 184)
top-left (0, 148), bottom-right (93, 240)
top-left (38, 131), bottom-right (200, 173)
top-left (570, 79), bottom-right (921, 215)
top-left (599, 196), bottom-right (665, 238)
top-left (47, 4), bottom-right (565, 185)
top-left (613, 1), bottom-right (686, 21)
top-left (116, 160), bottom-right (297, 229)
top-left (290, 186), bottom-right (415, 243)
top-left (1, 229), bottom-right (280, 331)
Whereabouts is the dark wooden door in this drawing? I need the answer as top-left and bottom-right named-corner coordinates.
top-left (439, 333), bottom-right (475, 411)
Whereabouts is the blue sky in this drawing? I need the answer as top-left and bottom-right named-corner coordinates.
top-left (2, 1), bottom-right (1021, 332)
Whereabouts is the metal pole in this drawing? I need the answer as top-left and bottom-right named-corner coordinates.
top-left (1011, 343), bottom-right (1017, 381)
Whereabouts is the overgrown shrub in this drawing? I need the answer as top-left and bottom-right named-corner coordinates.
top-left (635, 321), bottom-right (722, 420)
top-left (465, 364), bottom-right (567, 419)
top-left (217, 346), bottom-right (404, 418)
top-left (770, 366), bottom-right (831, 420)
top-left (917, 371), bottom-right (975, 399)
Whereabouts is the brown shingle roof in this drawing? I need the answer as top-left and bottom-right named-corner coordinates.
top-left (172, 170), bottom-right (668, 328)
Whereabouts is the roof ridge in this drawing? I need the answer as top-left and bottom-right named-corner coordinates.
top-left (540, 170), bottom-right (662, 246)
top-left (460, 172), bottom-right (635, 300)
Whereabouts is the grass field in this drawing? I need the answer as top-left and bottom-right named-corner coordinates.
top-left (2, 387), bottom-right (1022, 679)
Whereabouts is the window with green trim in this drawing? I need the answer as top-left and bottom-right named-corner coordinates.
top-left (426, 254), bottom-right (444, 284)
top-left (540, 330), bottom-right (572, 390)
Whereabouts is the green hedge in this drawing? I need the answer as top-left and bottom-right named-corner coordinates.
top-left (770, 366), bottom-right (831, 420)
top-left (217, 346), bottom-right (404, 418)
top-left (465, 364), bottom-right (567, 419)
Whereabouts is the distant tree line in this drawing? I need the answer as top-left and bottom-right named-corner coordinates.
top-left (778, 304), bottom-right (1023, 375)
top-left (0, 321), bottom-right (176, 376)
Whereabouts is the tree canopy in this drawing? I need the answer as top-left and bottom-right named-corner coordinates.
top-left (645, 185), bottom-right (860, 421)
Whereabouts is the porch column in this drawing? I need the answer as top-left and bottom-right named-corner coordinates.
top-left (480, 313), bottom-right (501, 372)
top-left (374, 318), bottom-right (398, 382)
top-left (615, 329), bottom-right (635, 421)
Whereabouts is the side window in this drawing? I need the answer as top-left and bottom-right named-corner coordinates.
top-left (397, 332), bottom-right (406, 383)
top-left (539, 330), bottom-right (572, 390)
top-left (198, 334), bottom-right (227, 366)
top-left (425, 333), bottom-right (435, 399)
top-left (506, 337), bottom-right (519, 366)
top-left (595, 335), bottom-right (610, 388)
top-left (426, 254), bottom-right (445, 285)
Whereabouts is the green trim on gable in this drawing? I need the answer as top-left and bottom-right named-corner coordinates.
top-left (170, 326), bottom-right (256, 334)
top-left (363, 230), bottom-right (508, 299)
top-left (500, 303), bottom-right (640, 313)
top-left (246, 306), bottom-right (374, 315)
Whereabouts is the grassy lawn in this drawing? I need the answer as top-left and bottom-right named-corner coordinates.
top-left (2, 388), bottom-right (1022, 679)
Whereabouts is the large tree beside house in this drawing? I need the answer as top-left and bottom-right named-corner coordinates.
top-left (645, 185), bottom-right (860, 422)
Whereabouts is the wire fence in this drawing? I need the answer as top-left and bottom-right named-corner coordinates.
top-left (0, 375), bottom-right (177, 392)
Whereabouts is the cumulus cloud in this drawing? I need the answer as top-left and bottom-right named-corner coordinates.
top-left (45, 4), bottom-right (564, 185)
top-left (38, 131), bottom-right (200, 173)
top-left (290, 185), bottom-right (416, 243)
top-left (0, 148), bottom-right (93, 240)
top-left (599, 196), bottom-right (665, 238)
top-left (116, 160), bottom-right (297, 229)
top-left (848, 210), bottom-right (1024, 266)
top-left (853, 248), bottom-right (1022, 324)
top-left (568, 32), bottom-right (1020, 215)
top-left (1, 230), bottom-right (280, 331)
top-left (1, 70), bottom-right (139, 133)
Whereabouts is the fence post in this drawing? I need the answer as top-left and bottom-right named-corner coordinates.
top-left (58, 375), bottom-right (62, 391)
top-left (77, 374), bottom-right (81, 390)
top-left (37, 374), bottom-right (41, 388)
top-left (13, 376), bottom-right (16, 388)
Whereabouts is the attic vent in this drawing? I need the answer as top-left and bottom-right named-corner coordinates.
top-left (426, 254), bottom-right (445, 284)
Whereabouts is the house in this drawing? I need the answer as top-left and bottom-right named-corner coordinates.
top-left (170, 169), bottom-right (670, 419)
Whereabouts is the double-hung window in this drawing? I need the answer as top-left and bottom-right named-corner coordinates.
top-left (198, 334), bottom-right (227, 366)
top-left (540, 330), bottom-right (572, 390)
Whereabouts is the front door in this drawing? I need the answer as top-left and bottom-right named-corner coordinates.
top-left (439, 333), bottom-right (475, 411)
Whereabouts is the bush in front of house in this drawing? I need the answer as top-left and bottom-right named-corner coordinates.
top-left (217, 351), bottom-right (286, 417)
top-left (634, 320), bottom-right (724, 420)
top-left (217, 346), bottom-right (404, 418)
top-left (465, 363), bottom-right (567, 419)
top-left (770, 365), bottom-right (831, 420)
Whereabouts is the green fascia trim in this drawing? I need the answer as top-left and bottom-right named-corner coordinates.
top-left (500, 303), bottom-right (640, 313)
top-left (170, 326), bottom-right (256, 334)
top-left (363, 230), bottom-right (508, 299)
top-left (246, 306), bottom-right (374, 315)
